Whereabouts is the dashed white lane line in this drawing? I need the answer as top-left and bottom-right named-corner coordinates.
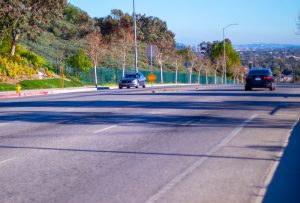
top-left (93, 125), bottom-right (119, 134)
top-left (93, 118), bottom-right (143, 134)
top-left (0, 157), bottom-right (17, 167)
top-left (93, 114), bottom-right (195, 134)
top-left (0, 123), bottom-right (9, 127)
top-left (145, 114), bottom-right (258, 203)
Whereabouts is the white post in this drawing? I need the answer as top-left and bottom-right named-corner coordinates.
top-left (133, 0), bottom-right (138, 73)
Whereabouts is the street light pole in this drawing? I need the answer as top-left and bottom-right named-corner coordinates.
top-left (223, 23), bottom-right (238, 84)
top-left (133, 0), bottom-right (138, 73)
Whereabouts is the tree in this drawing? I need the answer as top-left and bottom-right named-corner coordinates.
top-left (195, 59), bottom-right (204, 85)
top-left (67, 49), bottom-right (92, 78)
top-left (170, 50), bottom-right (184, 84)
top-left (109, 10), bottom-right (134, 77)
top-left (209, 40), bottom-right (240, 83)
top-left (0, 0), bottom-right (67, 55)
top-left (85, 31), bottom-right (107, 88)
top-left (139, 15), bottom-right (175, 84)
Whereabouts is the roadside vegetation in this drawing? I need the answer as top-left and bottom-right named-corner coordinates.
top-left (0, 1), bottom-right (298, 90)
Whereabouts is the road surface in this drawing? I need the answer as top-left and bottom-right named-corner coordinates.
top-left (0, 84), bottom-right (299, 203)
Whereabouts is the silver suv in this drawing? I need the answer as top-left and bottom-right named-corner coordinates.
top-left (118, 72), bottom-right (146, 89)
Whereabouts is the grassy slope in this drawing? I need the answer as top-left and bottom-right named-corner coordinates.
top-left (0, 83), bottom-right (16, 91)
top-left (0, 79), bottom-right (83, 92)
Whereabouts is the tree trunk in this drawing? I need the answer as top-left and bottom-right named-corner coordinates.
top-left (11, 32), bottom-right (19, 56)
top-left (206, 70), bottom-right (208, 85)
top-left (221, 73), bottom-right (224, 84)
top-left (122, 62), bottom-right (126, 77)
top-left (175, 65), bottom-right (178, 85)
top-left (94, 64), bottom-right (98, 88)
top-left (214, 70), bottom-right (217, 84)
top-left (160, 64), bottom-right (163, 84)
top-left (122, 52), bottom-right (126, 77)
top-left (189, 68), bottom-right (192, 84)
top-left (198, 69), bottom-right (201, 84)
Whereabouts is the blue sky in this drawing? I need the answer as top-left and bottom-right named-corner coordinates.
top-left (69, 0), bottom-right (300, 45)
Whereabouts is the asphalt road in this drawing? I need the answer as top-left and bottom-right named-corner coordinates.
top-left (0, 84), bottom-right (300, 203)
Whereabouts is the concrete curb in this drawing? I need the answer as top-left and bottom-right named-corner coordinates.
top-left (0, 84), bottom-right (233, 99)
top-left (0, 87), bottom-right (97, 99)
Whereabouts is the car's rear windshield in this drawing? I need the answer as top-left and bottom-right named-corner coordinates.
top-left (125, 74), bottom-right (137, 78)
top-left (248, 69), bottom-right (271, 76)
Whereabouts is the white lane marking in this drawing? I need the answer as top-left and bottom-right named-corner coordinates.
top-left (93, 118), bottom-right (142, 134)
top-left (0, 123), bottom-right (9, 127)
top-left (93, 125), bottom-right (118, 134)
top-left (0, 157), bottom-right (17, 166)
top-left (93, 115), bottom-right (195, 134)
top-left (146, 114), bottom-right (258, 203)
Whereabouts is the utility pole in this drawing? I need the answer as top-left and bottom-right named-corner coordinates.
top-left (133, 0), bottom-right (138, 73)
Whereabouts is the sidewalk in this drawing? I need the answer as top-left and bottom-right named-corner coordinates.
top-left (0, 86), bottom-right (99, 99)
top-left (0, 83), bottom-right (209, 99)
top-left (262, 119), bottom-right (300, 203)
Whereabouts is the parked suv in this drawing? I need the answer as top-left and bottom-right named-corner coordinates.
top-left (118, 72), bottom-right (146, 89)
top-left (245, 68), bottom-right (276, 91)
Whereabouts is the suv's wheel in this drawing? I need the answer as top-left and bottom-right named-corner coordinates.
top-left (245, 86), bottom-right (251, 91)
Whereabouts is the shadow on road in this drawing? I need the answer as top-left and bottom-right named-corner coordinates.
top-left (0, 111), bottom-right (296, 130)
top-left (0, 144), bottom-right (276, 162)
top-left (262, 121), bottom-right (300, 203)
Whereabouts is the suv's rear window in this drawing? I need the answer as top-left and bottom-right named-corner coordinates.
top-left (125, 74), bottom-right (138, 78)
top-left (249, 69), bottom-right (271, 76)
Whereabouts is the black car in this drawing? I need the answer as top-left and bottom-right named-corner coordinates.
top-left (118, 72), bottom-right (146, 89)
top-left (245, 68), bottom-right (276, 91)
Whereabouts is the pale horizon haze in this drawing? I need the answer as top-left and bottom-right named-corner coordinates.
top-left (69, 0), bottom-right (300, 46)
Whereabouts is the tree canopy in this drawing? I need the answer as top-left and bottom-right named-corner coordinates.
top-left (0, 0), bottom-right (67, 55)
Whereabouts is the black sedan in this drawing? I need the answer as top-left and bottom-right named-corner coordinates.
top-left (245, 68), bottom-right (276, 91)
top-left (118, 72), bottom-right (146, 89)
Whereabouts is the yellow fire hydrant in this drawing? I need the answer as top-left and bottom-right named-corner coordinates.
top-left (16, 84), bottom-right (21, 96)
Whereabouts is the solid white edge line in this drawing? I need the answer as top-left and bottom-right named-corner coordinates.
top-left (254, 116), bottom-right (300, 203)
top-left (145, 114), bottom-right (258, 203)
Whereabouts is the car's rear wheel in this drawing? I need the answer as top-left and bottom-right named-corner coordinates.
top-left (269, 87), bottom-right (274, 91)
top-left (119, 86), bottom-right (122, 89)
top-left (245, 86), bottom-right (252, 91)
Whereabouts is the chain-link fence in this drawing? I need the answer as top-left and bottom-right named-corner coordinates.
top-left (74, 67), bottom-right (233, 85)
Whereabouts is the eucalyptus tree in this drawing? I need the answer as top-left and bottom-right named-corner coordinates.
top-left (0, 0), bottom-right (67, 56)
top-left (139, 16), bottom-right (176, 84)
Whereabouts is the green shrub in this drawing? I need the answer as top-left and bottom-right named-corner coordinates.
top-left (20, 51), bottom-right (46, 67)
top-left (0, 83), bottom-right (15, 91)
top-left (17, 45), bottom-right (47, 67)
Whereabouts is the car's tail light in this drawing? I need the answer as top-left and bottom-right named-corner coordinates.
top-left (246, 76), bottom-right (253, 80)
top-left (264, 76), bottom-right (272, 81)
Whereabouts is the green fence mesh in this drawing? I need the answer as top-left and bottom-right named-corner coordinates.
top-left (73, 67), bottom-right (232, 85)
